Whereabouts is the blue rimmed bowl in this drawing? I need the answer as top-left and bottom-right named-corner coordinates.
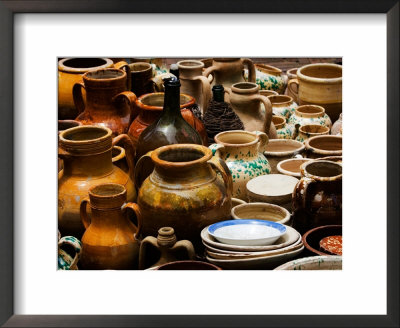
top-left (207, 219), bottom-right (286, 246)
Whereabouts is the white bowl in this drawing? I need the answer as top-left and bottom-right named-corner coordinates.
top-left (274, 255), bottom-right (342, 270)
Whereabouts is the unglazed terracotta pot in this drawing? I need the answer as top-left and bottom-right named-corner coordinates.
top-left (285, 68), bottom-right (298, 101)
top-left (287, 63), bottom-right (342, 122)
top-left (127, 92), bottom-right (208, 147)
top-left (58, 58), bottom-right (129, 119)
top-left (225, 82), bottom-right (276, 139)
top-left (272, 115), bottom-right (295, 140)
top-left (276, 158), bottom-right (312, 178)
top-left (264, 139), bottom-right (305, 173)
top-left (287, 105), bottom-right (332, 132)
top-left (80, 183), bottom-right (142, 270)
top-left (295, 124), bottom-right (330, 143)
top-left (250, 64), bottom-right (288, 94)
top-left (128, 62), bottom-right (155, 97)
top-left (134, 144), bottom-right (232, 251)
top-left (331, 113), bottom-right (343, 135)
top-left (305, 135), bottom-right (342, 159)
top-left (74, 68), bottom-right (136, 136)
top-left (268, 95), bottom-right (298, 120)
top-left (177, 60), bottom-right (212, 114)
top-left (292, 160), bottom-right (342, 234)
top-left (139, 227), bottom-right (196, 270)
top-left (58, 126), bottom-right (136, 238)
top-left (58, 234), bottom-right (82, 270)
top-left (210, 130), bottom-right (271, 201)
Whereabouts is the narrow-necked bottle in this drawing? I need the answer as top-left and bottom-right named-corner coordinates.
top-left (135, 77), bottom-right (202, 161)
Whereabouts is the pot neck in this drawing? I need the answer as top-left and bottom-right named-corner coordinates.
top-left (62, 150), bottom-right (114, 177)
top-left (89, 206), bottom-right (130, 229)
top-left (84, 83), bottom-right (126, 111)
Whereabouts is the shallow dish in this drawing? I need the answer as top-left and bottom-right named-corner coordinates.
top-left (231, 202), bottom-right (291, 225)
top-left (274, 255), bottom-right (342, 270)
top-left (207, 219), bottom-right (286, 246)
top-left (302, 225), bottom-right (342, 256)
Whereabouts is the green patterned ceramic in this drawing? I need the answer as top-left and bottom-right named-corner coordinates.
top-left (295, 124), bottom-right (330, 143)
top-left (272, 115), bottom-right (295, 139)
top-left (58, 234), bottom-right (82, 270)
top-left (245, 64), bottom-right (288, 94)
top-left (288, 105), bottom-right (332, 131)
top-left (210, 130), bottom-right (271, 201)
top-left (268, 95), bottom-right (298, 120)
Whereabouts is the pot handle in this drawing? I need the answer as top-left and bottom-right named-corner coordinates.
top-left (114, 61), bottom-right (132, 91)
top-left (171, 240), bottom-right (196, 260)
top-left (242, 58), bottom-right (256, 83)
top-left (72, 82), bottom-right (86, 115)
top-left (112, 91), bottom-right (139, 119)
top-left (209, 143), bottom-right (225, 157)
top-left (288, 78), bottom-right (299, 99)
top-left (207, 156), bottom-right (233, 199)
top-left (58, 236), bottom-right (82, 269)
top-left (134, 151), bottom-right (154, 191)
top-left (252, 94), bottom-right (273, 136)
top-left (202, 65), bottom-right (216, 81)
top-left (193, 75), bottom-right (212, 114)
top-left (138, 236), bottom-right (158, 270)
top-left (292, 177), bottom-right (315, 213)
top-left (79, 198), bottom-right (91, 230)
top-left (252, 131), bottom-right (269, 152)
top-left (112, 134), bottom-right (135, 179)
top-left (122, 202), bottom-right (142, 240)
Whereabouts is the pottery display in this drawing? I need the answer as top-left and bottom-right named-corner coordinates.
top-left (302, 225), bottom-right (342, 256)
top-left (128, 62), bottom-right (155, 97)
top-left (246, 174), bottom-right (299, 212)
top-left (331, 113), bottom-right (343, 135)
top-left (274, 255), bottom-right (342, 270)
top-left (155, 260), bottom-right (222, 270)
top-left (177, 60), bottom-right (212, 114)
top-left (58, 234), bottom-right (82, 270)
top-left (80, 183), bottom-right (142, 270)
top-left (231, 202), bottom-right (291, 225)
top-left (304, 135), bottom-right (342, 159)
top-left (287, 105), bottom-right (332, 131)
top-left (73, 68), bottom-right (136, 136)
top-left (284, 68), bottom-right (298, 101)
top-left (246, 64), bottom-right (288, 94)
top-left (264, 139), bottom-right (305, 173)
top-left (292, 161), bottom-right (342, 234)
top-left (295, 124), bottom-right (330, 143)
top-left (272, 115), bottom-right (295, 139)
top-left (276, 158), bottom-right (312, 178)
top-left (268, 95), bottom-right (298, 120)
top-left (134, 144), bottom-right (232, 251)
top-left (139, 227), bottom-right (196, 270)
top-left (58, 126), bottom-right (136, 238)
top-left (287, 63), bottom-right (342, 122)
top-left (210, 130), bottom-right (271, 200)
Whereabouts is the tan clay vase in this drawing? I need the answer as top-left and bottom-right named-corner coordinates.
top-left (80, 183), bottom-right (142, 270)
top-left (225, 82), bottom-right (277, 139)
top-left (292, 160), bottom-right (342, 234)
top-left (295, 124), bottom-right (330, 143)
top-left (58, 126), bottom-right (136, 238)
top-left (139, 227), bottom-right (196, 270)
top-left (177, 60), bottom-right (212, 115)
top-left (74, 68), bottom-right (136, 136)
top-left (287, 63), bottom-right (342, 122)
top-left (264, 139), bottom-right (305, 173)
top-left (260, 90), bottom-right (279, 97)
top-left (134, 144), bottom-right (232, 251)
top-left (128, 62), bottom-right (155, 97)
top-left (58, 58), bottom-right (129, 120)
top-left (305, 135), bottom-right (342, 159)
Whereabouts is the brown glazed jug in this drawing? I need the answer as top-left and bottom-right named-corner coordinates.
top-left (80, 183), bottom-right (142, 270)
top-left (73, 68), bottom-right (136, 136)
top-left (138, 227), bottom-right (196, 270)
top-left (135, 144), bottom-right (232, 251)
top-left (58, 126), bottom-right (136, 239)
top-left (128, 62), bottom-right (155, 97)
top-left (292, 160), bottom-right (342, 234)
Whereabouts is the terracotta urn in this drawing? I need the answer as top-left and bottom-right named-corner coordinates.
top-left (287, 63), bottom-right (342, 122)
top-left (58, 234), bottom-right (82, 270)
top-left (74, 68), bottom-right (136, 136)
top-left (304, 135), bottom-right (342, 159)
top-left (58, 126), bottom-right (136, 238)
top-left (268, 95), bottom-right (298, 120)
top-left (331, 113), bottom-right (343, 135)
top-left (250, 64), bottom-right (288, 94)
top-left (134, 144), bottom-right (232, 251)
top-left (139, 227), bottom-right (196, 270)
top-left (264, 139), bottom-right (305, 173)
top-left (58, 58), bottom-right (129, 119)
top-left (284, 68), bottom-right (298, 101)
top-left (287, 105), bottom-right (332, 132)
top-left (210, 130), bottom-right (271, 200)
top-left (128, 62), bottom-right (155, 97)
top-left (272, 115), bottom-right (295, 140)
top-left (292, 160), bottom-right (342, 234)
top-left (225, 82), bottom-right (277, 139)
top-left (177, 60), bottom-right (212, 114)
top-left (295, 124), bottom-right (330, 143)
top-left (80, 183), bottom-right (142, 270)
top-left (127, 92), bottom-right (208, 147)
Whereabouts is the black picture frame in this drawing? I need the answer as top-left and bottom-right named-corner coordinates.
top-left (0, 1), bottom-right (398, 327)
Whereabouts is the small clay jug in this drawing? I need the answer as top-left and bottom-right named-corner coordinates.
top-left (177, 60), bottom-right (212, 114)
top-left (268, 95), bottom-right (298, 120)
top-left (225, 82), bottom-right (276, 139)
top-left (58, 126), bottom-right (136, 238)
top-left (128, 62), bottom-right (155, 97)
top-left (292, 160), bottom-right (342, 234)
top-left (139, 227), bottom-right (196, 270)
top-left (58, 58), bottom-right (129, 119)
top-left (210, 130), bottom-right (271, 200)
top-left (58, 234), bottom-right (82, 270)
top-left (80, 183), bottom-right (142, 270)
top-left (272, 115), bottom-right (295, 140)
top-left (295, 124), bottom-right (330, 143)
top-left (135, 144), bottom-right (232, 251)
top-left (305, 135), bottom-right (342, 159)
top-left (74, 68), bottom-right (136, 136)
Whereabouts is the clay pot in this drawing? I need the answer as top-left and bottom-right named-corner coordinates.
top-left (128, 62), bottom-right (155, 97)
top-left (58, 126), bottom-right (136, 238)
top-left (58, 58), bottom-right (129, 119)
top-left (284, 68), bottom-right (298, 101)
top-left (177, 60), bottom-right (212, 114)
top-left (272, 115), bottom-right (295, 139)
top-left (58, 234), bottom-right (82, 270)
top-left (210, 130), bottom-right (271, 200)
top-left (305, 135), bottom-right (342, 159)
top-left (155, 260), bottom-right (222, 270)
top-left (268, 95), bottom-right (298, 120)
top-left (292, 161), bottom-right (342, 234)
top-left (80, 183), bottom-right (142, 270)
top-left (231, 202), bottom-right (291, 225)
top-left (74, 68), bottom-right (136, 136)
top-left (331, 113), bottom-right (343, 135)
top-left (134, 144), bottom-right (232, 251)
top-left (225, 82), bottom-right (276, 138)
top-left (302, 225), bottom-right (342, 256)
top-left (264, 139), bottom-right (305, 173)
top-left (295, 124), bottom-right (330, 143)
top-left (252, 64), bottom-right (288, 94)
top-left (276, 158), bottom-right (312, 178)
top-left (287, 63), bottom-right (342, 122)
top-left (58, 120), bottom-right (82, 172)
top-left (288, 105), bottom-right (332, 133)
top-left (128, 92), bottom-right (208, 147)
top-left (139, 227), bottom-right (196, 270)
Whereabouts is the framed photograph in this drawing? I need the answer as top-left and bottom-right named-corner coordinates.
top-left (0, 1), bottom-right (398, 327)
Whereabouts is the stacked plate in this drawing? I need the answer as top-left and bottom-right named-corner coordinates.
top-left (202, 220), bottom-right (304, 270)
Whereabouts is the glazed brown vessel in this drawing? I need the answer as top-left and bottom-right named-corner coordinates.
top-left (305, 135), bottom-right (342, 159)
top-left (292, 161), bottom-right (342, 234)
top-left (58, 126), bottom-right (136, 238)
top-left (128, 62), bottom-right (155, 97)
top-left (80, 183), bottom-right (142, 270)
top-left (135, 144), bottom-right (232, 251)
top-left (74, 68), bottom-right (136, 136)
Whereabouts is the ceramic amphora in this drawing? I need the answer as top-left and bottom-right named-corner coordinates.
top-left (134, 144), bottom-right (232, 251)
top-left (295, 124), bottom-right (330, 143)
top-left (58, 233), bottom-right (82, 270)
top-left (58, 126), bottom-right (136, 238)
top-left (80, 183), bottom-right (142, 270)
top-left (287, 105), bottom-right (332, 131)
top-left (268, 95), bottom-right (298, 120)
top-left (210, 130), bottom-right (271, 201)
top-left (251, 64), bottom-right (288, 94)
top-left (272, 115), bottom-right (295, 140)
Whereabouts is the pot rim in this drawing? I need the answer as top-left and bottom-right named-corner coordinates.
top-left (231, 202), bottom-right (291, 223)
top-left (264, 139), bottom-right (305, 157)
top-left (214, 130), bottom-right (261, 148)
top-left (155, 260), bottom-right (222, 270)
top-left (305, 135), bottom-right (342, 155)
top-left (255, 63), bottom-right (282, 75)
top-left (299, 124), bottom-right (330, 135)
top-left (300, 160), bottom-right (342, 181)
top-left (268, 95), bottom-right (294, 106)
top-left (137, 92), bottom-right (195, 111)
top-left (272, 115), bottom-right (286, 130)
top-left (177, 60), bottom-right (205, 70)
top-left (231, 82), bottom-right (259, 94)
top-left (297, 63), bottom-right (342, 84)
top-left (274, 255), bottom-right (342, 270)
top-left (83, 68), bottom-right (126, 83)
top-left (277, 158), bottom-right (312, 178)
top-left (302, 225), bottom-right (343, 256)
top-left (128, 62), bottom-right (152, 73)
top-left (295, 104), bottom-right (325, 118)
top-left (58, 57), bottom-right (113, 74)
top-left (88, 182), bottom-right (126, 199)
